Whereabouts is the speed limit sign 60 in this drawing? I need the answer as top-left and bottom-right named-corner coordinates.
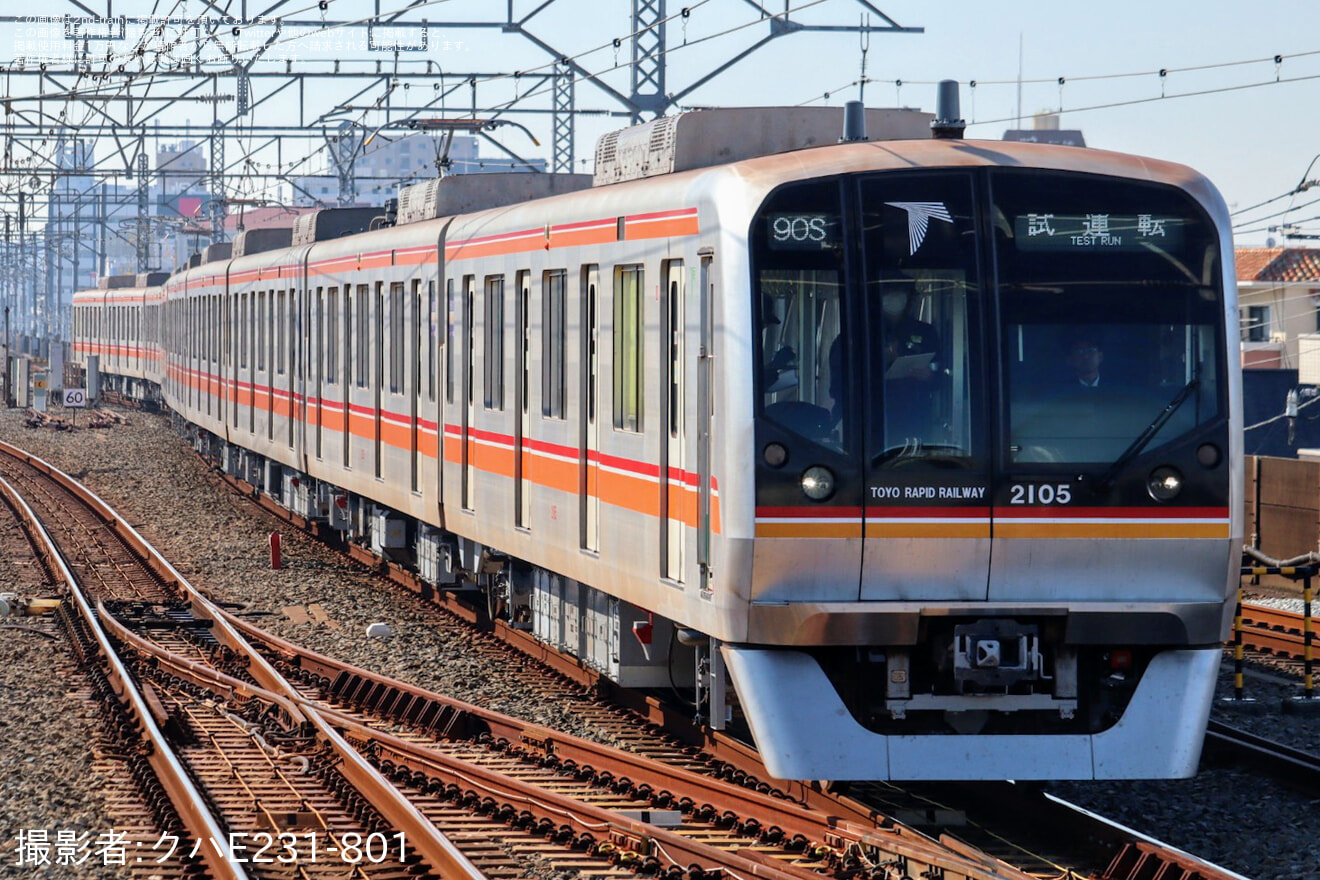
top-left (64, 388), bottom-right (87, 407)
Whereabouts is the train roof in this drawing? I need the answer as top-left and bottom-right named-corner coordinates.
top-left (118, 116), bottom-right (1229, 297)
top-left (72, 285), bottom-right (164, 304)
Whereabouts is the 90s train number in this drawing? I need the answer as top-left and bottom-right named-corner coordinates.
top-left (1009, 483), bottom-right (1073, 505)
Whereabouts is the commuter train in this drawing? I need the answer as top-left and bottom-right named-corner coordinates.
top-left (73, 102), bottom-right (1242, 781)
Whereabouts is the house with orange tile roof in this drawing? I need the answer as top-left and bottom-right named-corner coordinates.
top-left (1236, 247), bottom-right (1320, 372)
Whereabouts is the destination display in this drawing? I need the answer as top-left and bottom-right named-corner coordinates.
top-left (765, 212), bottom-right (841, 251)
top-left (1013, 212), bottom-right (1185, 252)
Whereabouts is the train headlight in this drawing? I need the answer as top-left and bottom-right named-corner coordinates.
top-left (800, 466), bottom-right (836, 501)
top-left (1147, 466), bottom-right (1182, 502)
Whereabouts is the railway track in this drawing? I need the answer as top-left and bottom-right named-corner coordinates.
top-left (196, 441), bottom-right (1258, 880)
top-left (0, 439), bottom-right (1071, 879)
top-left (1202, 720), bottom-right (1320, 796)
top-left (0, 442), bottom-right (482, 878)
top-left (1237, 602), bottom-right (1317, 663)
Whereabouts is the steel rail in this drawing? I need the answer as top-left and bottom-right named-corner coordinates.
top-left (221, 608), bottom-right (1008, 872)
top-left (0, 473), bottom-right (248, 880)
top-left (1239, 602), bottom-right (1312, 660)
top-left (201, 455), bottom-right (1254, 880)
top-left (105, 608), bottom-right (1032, 880)
top-left (1204, 719), bottom-right (1320, 794)
top-left (0, 440), bottom-right (487, 880)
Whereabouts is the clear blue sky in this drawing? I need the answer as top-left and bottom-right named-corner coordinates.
top-left (4, 1), bottom-right (1318, 246)
top-left (624, 0), bottom-right (1320, 247)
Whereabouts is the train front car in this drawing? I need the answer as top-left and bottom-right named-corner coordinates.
top-left (730, 141), bottom-right (1239, 780)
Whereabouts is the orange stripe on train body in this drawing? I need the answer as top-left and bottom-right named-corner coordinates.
top-left (446, 207), bottom-right (700, 262)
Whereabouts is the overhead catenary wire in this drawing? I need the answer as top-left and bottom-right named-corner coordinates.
top-left (1245, 391), bottom-right (1320, 432)
top-left (4, 6), bottom-right (1317, 271)
top-left (3, 0), bottom-right (805, 204)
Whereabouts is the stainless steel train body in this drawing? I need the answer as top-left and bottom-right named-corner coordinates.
top-left (73, 113), bottom-right (1241, 782)
top-left (71, 274), bottom-right (167, 401)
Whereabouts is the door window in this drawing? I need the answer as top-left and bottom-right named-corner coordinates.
top-left (859, 174), bottom-right (983, 469)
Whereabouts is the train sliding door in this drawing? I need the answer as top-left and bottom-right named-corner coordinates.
top-left (516, 271), bottom-right (531, 529)
top-left (856, 172), bottom-right (991, 602)
top-left (580, 265), bottom-right (600, 552)
top-left (462, 275), bottom-right (476, 511)
top-left (661, 260), bottom-right (685, 582)
top-left (410, 279), bottom-right (422, 495)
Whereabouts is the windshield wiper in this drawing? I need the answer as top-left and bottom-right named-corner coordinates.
top-left (1095, 376), bottom-right (1200, 491)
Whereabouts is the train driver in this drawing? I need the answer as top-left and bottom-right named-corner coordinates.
top-left (880, 286), bottom-right (944, 448)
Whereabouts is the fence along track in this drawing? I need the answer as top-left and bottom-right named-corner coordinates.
top-left (0, 440), bottom-right (484, 879)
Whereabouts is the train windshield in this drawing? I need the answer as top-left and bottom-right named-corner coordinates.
top-left (858, 173), bottom-right (984, 468)
top-left (754, 179), bottom-right (850, 452)
top-left (751, 169), bottom-right (1224, 473)
top-left (991, 171), bottom-right (1224, 466)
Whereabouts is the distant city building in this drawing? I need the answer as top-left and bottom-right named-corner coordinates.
top-left (1003, 111), bottom-right (1086, 148)
top-left (22, 129), bottom-right (556, 337)
top-left (291, 133), bottom-right (546, 207)
top-left (156, 139), bottom-right (208, 197)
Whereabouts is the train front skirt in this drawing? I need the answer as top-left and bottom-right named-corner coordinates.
top-left (722, 645), bottom-right (1219, 780)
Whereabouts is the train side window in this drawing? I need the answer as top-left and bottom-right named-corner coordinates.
top-left (543, 269), bottom-right (566, 419)
top-left (518, 270), bottom-right (531, 418)
top-left (446, 278), bottom-right (455, 404)
top-left (613, 265), bottom-right (644, 432)
top-left (427, 280), bottom-right (436, 403)
top-left (257, 291), bottom-right (267, 371)
top-left (240, 294), bottom-right (249, 369)
top-left (484, 275), bottom-right (505, 411)
top-left (390, 281), bottom-right (404, 394)
top-left (323, 287), bottom-right (335, 382)
top-left (268, 291), bottom-right (275, 373)
top-left (375, 282), bottom-right (385, 395)
top-left (276, 291), bottom-right (286, 375)
top-left (357, 284), bottom-right (371, 388)
top-left (343, 285), bottom-right (352, 389)
top-left (584, 265), bottom-right (598, 426)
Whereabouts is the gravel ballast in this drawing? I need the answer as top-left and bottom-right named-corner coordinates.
top-left (0, 405), bottom-right (1316, 879)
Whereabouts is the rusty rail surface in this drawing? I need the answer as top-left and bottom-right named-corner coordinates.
top-left (0, 473), bottom-right (247, 880)
top-left (0, 440), bottom-right (485, 880)
top-left (204, 456), bottom-right (1259, 880)
top-left (5, 438), bottom-right (1020, 880)
top-left (111, 606), bottom-right (1035, 880)
top-left (1239, 602), bottom-right (1313, 661)
top-left (229, 610), bottom-right (1035, 878)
